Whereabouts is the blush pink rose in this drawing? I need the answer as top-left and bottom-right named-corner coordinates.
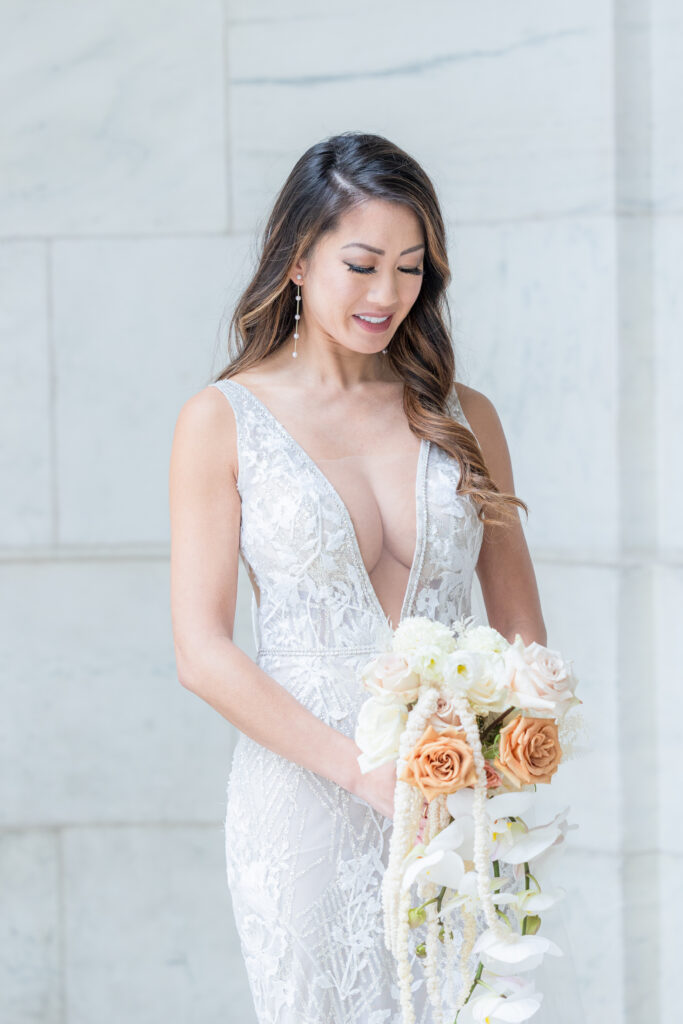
top-left (429, 695), bottom-right (462, 733)
top-left (361, 652), bottom-right (421, 705)
top-left (484, 760), bottom-right (503, 789)
top-left (503, 635), bottom-right (579, 717)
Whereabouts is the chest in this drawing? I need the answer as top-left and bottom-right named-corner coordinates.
top-left (215, 377), bottom-right (485, 635)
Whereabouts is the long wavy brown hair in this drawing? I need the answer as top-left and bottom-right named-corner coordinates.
top-left (211, 131), bottom-right (526, 527)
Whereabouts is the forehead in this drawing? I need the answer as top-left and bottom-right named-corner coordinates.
top-left (326, 199), bottom-right (424, 251)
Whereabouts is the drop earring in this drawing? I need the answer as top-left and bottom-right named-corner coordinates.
top-left (293, 274), bottom-right (302, 358)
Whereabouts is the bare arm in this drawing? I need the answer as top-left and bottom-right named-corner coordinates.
top-left (169, 386), bottom-right (366, 796)
top-left (456, 383), bottom-right (547, 647)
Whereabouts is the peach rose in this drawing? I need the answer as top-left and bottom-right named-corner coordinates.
top-left (399, 724), bottom-right (478, 802)
top-left (494, 715), bottom-right (562, 788)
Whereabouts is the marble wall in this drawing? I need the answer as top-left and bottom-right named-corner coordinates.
top-left (1, 1), bottom-right (678, 1021)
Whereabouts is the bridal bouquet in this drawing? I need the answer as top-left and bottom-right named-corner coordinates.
top-left (353, 615), bottom-right (585, 1024)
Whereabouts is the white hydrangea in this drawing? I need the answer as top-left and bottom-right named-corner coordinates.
top-left (391, 616), bottom-right (457, 684)
top-left (455, 623), bottom-right (511, 655)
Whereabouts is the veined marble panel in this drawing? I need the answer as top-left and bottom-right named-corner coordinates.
top-left (449, 216), bottom-right (618, 555)
top-left (654, 217), bottom-right (683, 554)
top-left (655, 565), bottom-right (683, 855)
top-left (0, 559), bottom-right (253, 825)
top-left (227, 0), bottom-right (613, 227)
top-left (659, 852), bottom-right (683, 1017)
top-left (652, 0), bottom-right (683, 211)
top-left (0, 829), bottom-right (61, 1024)
top-left (0, 243), bottom-right (52, 545)
top-left (52, 234), bottom-right (252, 544)
top-left (63, 825), bottom-right (256, 1024)
top-left (531, 561), bottom-right (620, 855)
top-left (0, 0), bottom-right (226, 236)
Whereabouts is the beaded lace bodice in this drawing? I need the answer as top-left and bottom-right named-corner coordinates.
top-left (210, 378), bottom-right (484, 660)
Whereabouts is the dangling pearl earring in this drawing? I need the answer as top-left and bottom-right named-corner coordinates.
top-left (293, 274), bottom-right (302, 358)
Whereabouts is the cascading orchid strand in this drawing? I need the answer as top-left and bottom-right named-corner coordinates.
top-left (446, 686), bottom-right (508, 1015)
top-left (354, 615), bottom-right (586, 1024)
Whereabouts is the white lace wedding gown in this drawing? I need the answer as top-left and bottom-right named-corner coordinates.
top-left (209, 378), bottom-right (584, 1024)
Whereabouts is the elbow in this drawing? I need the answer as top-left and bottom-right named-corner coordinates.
top-left (174, 644), bottom-right (204, 694)
top-left (173, 632), bottom-right (236, 697)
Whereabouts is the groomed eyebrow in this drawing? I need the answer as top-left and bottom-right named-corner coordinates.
top-left (340, 242), bottom-right (425, 256)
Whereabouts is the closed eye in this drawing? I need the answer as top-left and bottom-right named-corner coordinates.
top-left (345, 262), bottom-right (423, 276)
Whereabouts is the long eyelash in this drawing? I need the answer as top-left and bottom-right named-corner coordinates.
top-left (345, 263), bottom-right (423, 276)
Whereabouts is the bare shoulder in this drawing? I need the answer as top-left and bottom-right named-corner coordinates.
top-left (452, 382), bottom-right (514, 489)
top-left (453, 382), bottom-right (503, 439)
top-left (171, 383), bottom-right (239, 483)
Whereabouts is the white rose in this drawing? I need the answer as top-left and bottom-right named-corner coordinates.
top-left (361, 652), bottom-right (421, 705)
top-left (465, 653), bottom-right (509, 713)
top-left (503, 635), bottom-right (580, 718)
top-left (354, 697), bottom-right (408, 773)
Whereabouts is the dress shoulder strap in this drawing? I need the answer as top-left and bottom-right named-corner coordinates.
top-left (447, 381), bottom-right (478, 440)
top-left (208, 378), bottom-right (251, 491)
top-left (209, 377), bottom-right (249, 433)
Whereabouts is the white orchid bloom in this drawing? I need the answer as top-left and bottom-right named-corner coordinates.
top-left (472, 926), bottom-right (563, 974)
top-left (444, 788), bottom-right (536, 863)
top-left (491, 885), bottom-right (567, 915)
top-left (494, 806), bottom-right (577, 866)
top-left (422, 813), bottom-right (472, 854)
top-left (463, 973), bottom-right (544, 1023)
top-left (400, 784), bottom-right (572, 906)
top-left (401, 789), bottom-right (532, 902)
top-left (400, 810), bottom-right (483, 895)
top-left (400, 846), bottom-right (466, 893)
top-left (438, 868), bottom-right (486, 918)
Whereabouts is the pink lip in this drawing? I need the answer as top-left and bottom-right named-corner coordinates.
top-left (352, 313), bottom-right (393, 333)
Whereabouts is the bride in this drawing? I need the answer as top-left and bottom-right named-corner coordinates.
top-left (169, 131), bottom-right (583, 1022)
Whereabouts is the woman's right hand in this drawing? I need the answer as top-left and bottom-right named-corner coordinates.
top-left (353, 757), bottom-right (398, 820)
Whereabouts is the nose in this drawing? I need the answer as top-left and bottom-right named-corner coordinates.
top-left (366, 270), bottom-right (401, 308)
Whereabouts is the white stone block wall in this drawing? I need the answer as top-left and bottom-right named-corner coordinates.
top-left (1, 2), bottom-right (678, 1021)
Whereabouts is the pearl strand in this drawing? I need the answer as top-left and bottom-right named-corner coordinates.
top-left (384, 687), bottom-right (440, 956)
top-left (397, 886), bottom-right (417, 1024)
top-left (382, 778), bottom-right (416, 953)
top-left (424, 796), bottom-right (445, 1023)
top-left (458, 907), bottom-right (478, 1001)
top-left (292, 274), bottom-right (301, 357)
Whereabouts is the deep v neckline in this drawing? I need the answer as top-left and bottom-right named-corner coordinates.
top-left (227, 378), bottom-right (430, 632)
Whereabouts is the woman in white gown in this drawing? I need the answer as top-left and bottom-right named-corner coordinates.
top-left (169, 132), bottom-right (585, 1023)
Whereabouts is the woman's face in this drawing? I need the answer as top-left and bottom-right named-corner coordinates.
top-left (294, 199), bottom-right (425, 355)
